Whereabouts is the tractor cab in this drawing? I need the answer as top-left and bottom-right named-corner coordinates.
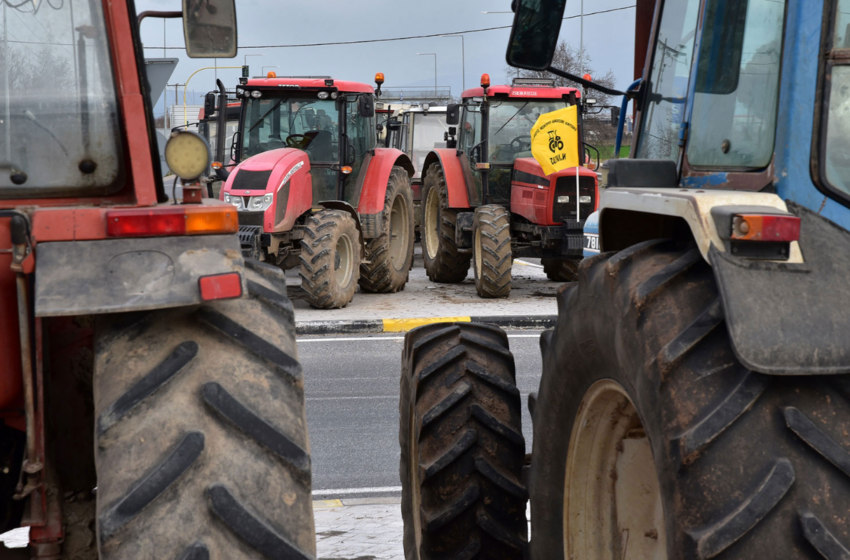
top-left (221, 74), bottom-right (415, 309)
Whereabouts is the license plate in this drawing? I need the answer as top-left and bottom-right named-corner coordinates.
top-left (583, 233), bottom-right (600, 252)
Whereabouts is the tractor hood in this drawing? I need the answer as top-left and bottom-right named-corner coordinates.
top-left (513, 157), bottom-right (598, 181)
top-left (223, 148), bottom-right (312, 198)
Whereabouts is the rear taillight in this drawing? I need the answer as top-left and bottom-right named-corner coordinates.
top-left (199, 273), bottom-right (243, 301)
top-left (731, 214), bottom-right (801, 242)
top-left (107, 206), bottom-right (238, 238)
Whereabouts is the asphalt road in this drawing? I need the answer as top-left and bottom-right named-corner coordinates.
top-left (299, 331), bottom-right (544, 500)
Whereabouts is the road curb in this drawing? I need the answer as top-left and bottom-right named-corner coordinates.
top-left (295, 315), bottom-right (557, 335)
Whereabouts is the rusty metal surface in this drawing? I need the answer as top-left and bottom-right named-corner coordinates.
top-left (34, 235), bottom-right (243, 317)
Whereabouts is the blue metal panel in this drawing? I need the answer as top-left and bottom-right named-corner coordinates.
top-left (582, 210), bottom-right (600, 258)
top-left (773, 0), bottom-right (850, 231)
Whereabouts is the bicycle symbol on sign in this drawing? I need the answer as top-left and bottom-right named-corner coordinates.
top-left (548, 130), bottom-right (564, 153)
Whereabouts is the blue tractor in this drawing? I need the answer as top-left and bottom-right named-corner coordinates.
top-left (398, 0), bottom-right (850, 558)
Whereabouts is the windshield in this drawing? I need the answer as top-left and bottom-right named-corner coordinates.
top-left (488, 99), bottom-right (568, 163)
top-left (0, 0), bottom-right (123, 198)
top-left (242, 95), bottom-right (339, 163)
top-left (823, 0), bottom-right (850, 197)
top-left (411, 112), bottom-right (448, 178)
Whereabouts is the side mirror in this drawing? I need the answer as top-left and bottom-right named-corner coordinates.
top-left (446, 104), bottom-right (460, 125)
top-left (183, 0), bottom-right (238, 58)
top-left (230, 130), bottom-right (240, 162)
top-left (376, 123), bottom-right (384, 132)
top-left (471, 144), bottom-right (481, 163)
top-left (505, 0), bottom-right (567, 71)
top-left (610, 106), bottom-right (621, 128)
top-left (359, 95), bottom-right (375, 118)
top-left (347, 142), bottom-right (356, 165)
top-left (203, 92), bottom-right (216, 117)
top-left (387, 120), bottom-right (401, 131)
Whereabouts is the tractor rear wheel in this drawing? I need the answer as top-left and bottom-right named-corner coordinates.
top-left (300, 209), bottom-right (361, 309)
top-left (421, 162), bottom-right (471, 283)
top-left (400, 322), bottom-right (528, 560)
top-left (472, 205), bottom-right (512, 298)
top-left (360, 166), bottom-right (415, 293)
top-left (541, 258), bottom-right (579, 282)
top-left (94, 260), bottom-right (315, 560)
top-left (530, 240), bottom-right (850, 560)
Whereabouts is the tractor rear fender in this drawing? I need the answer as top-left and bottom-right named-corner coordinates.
top-left (421, 149), bottom-right (471, 209)
top-left (316, 200), bottom-right (366, 253)
top-left (357, 148), bottom-right (414, 238)
top-left (34, 235), bottom-right (244, 317)
top-left (598, 188), bottom-right (850, 376)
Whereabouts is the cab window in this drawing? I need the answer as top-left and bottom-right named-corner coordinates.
top-left (819, 0), bottom-right (850, 201)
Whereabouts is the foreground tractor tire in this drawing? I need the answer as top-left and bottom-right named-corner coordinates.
top-left (421, 162), bottom-right (471, 283)
top-left (94, 260), bottom-right (315, 560)
top-left (541, 257), bottom-right (579, 282)
top-left (472, 205), bottom-right (512, 298)
top-left (300, 209), bottom-right (361, 309)
top-left (400, 323), bottom-right (528, 560)
top-left (360, 165), bottom-right (415, 293)
top-left (530, 239), bottom-right (850, 560)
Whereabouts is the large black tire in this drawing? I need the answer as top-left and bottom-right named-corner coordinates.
top-left (421, 162), bottom-right (471, 283)
top-left (541, 257), bottom-right (579, 282)
top-left (530, 239), bottom-right (850, 560)
top-left (400, 323), bottom-right (528, 560)
top-left (472, 205), bottom-right (512, 298)
top-left (360, 166), bottom-right (415, 293)
top-left (94, 260), bottom-right (315, 560)
top-left (300, 209), bottom-right (361, 309)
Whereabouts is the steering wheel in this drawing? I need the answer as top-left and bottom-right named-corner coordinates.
top-left (286, 134), bottom-right (310, 149)
top-left (510, 136), bottom-right (530, 152)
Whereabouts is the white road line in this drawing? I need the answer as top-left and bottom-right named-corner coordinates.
top-left (298, 334), bottom-right (541, 342)
top-left (514, 259), bottom-right (545, 269)
top-left (313, 486), bottom-right (402, 496)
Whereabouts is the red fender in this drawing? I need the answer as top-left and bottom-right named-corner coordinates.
top-left (357, 148), bottom-right (414, 214)
top-left (222, 148), bottom-right (313, 232)
top-left (421, 149), bottom-right (471, 209)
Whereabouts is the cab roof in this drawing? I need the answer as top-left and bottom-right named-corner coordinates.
top-left (461, 84), bottom-right (580, 99)
top-left (243, 77), bottom-right (374, 94)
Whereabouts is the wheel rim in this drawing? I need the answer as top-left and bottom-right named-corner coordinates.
top-left (474, 225), bottom-right (482, 279)
top-left (334, 232), bottom-right (354, 287)
top-left (389, 193), bottom-right (410, 270)
top-left (564, 380), bottom-right (667, 560)
top-left (424, 187), bottom-right (439, 260)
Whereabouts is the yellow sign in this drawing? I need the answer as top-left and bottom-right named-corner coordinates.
top-left (530, 105), bottom-right (580, 176)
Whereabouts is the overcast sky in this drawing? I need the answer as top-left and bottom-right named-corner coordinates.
top-left (139, 0), bottom-right (636, 117)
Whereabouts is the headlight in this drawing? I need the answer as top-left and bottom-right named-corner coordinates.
top-left (318, 91), bottom-right (329, 99)
top-left (246, 194), bottom-right (274, 211)
top-left (579, 196), bottom-right (592, 204)
top-left (250, 196), bottom-right (265, 210)
top-left (164, 130), bottom-right (210, 181)
top-left (236, 88), bottom-right (244, 97)
top-left (251, 90), bottom-right (262, 98)
top-left (227, 195), bottom-right (243, 209)
top-left (557, 195), bottom-right (570, 203)
top-left (330, 92), bottom-right (338, 99)
top-left (263, 194), bottom-right (273, 206)
top-left (224, 194), bottom-right (231, 203)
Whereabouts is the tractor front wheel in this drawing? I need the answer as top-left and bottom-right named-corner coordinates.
top-left (360, 166), bottom-right (415, 293)
top-left (421, 162), bottom-right (471, 283)
top-left (94, 260), bottom-right (315, 560)
top-left (472, 205), bottom-right (512, 298)
top-left (530, 240), bottom-right (850, 560)
top-left (300, 210), bottom-right (361, 309)
top-left (541, 257), bottom-right (579, 282)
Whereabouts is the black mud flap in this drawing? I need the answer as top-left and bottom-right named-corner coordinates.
top-left (710, 202), bottom-right (850, 374)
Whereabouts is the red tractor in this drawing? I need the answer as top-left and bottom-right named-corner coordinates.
top-left (219, 73), bottom-right (416, 309)
top-left (0, 2), bottom-right (316, 559)
top-left (420, 76), bottom-right (599, 297)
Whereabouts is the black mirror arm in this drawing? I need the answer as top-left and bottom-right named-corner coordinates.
top-left (545, 65), bottom-right (635, 99)
top-left (137, 10), bottom-right (182, 26)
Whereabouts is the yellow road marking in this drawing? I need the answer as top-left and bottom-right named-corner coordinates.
top-left (382, 317), bottom-right (472, 332)
top-left (313, 499), bottom-right (343, 508)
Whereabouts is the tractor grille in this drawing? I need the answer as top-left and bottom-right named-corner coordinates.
top-left (237, 211), bottom-right (264, 226)
top-left (232, 169), bottom-right (272, 192)
top-left (238, 225), bottom-right (261, 246)
top-left (553, 175), bottom-right (596, 224)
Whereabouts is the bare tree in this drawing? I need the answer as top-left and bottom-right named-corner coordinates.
top-left (504, 41), bottom-right (617, 107)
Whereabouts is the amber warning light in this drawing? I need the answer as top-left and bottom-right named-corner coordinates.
top-left (375, 72), bottom-right (385, 85)
top-left (481, 73), bottom-right (491, 88)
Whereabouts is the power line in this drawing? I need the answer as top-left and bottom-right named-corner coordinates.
top-left (143, 5), bottom-right (635, 50)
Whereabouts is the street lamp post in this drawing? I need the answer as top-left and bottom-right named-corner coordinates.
top-left (244, 53), bottom-right (263, 76)
top-left (439, 35), bottom-right (465, 92)
top-left (417, 53), bottom-right (437, 97)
